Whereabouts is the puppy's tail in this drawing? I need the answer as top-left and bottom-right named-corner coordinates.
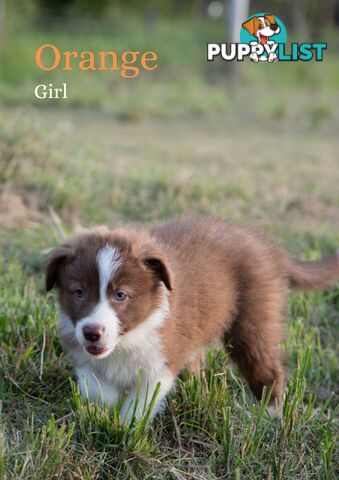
top-left (287, 250), bottom-right (339, 291)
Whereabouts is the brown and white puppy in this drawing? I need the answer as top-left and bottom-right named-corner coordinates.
top-left (46, 217), bottom-right (339, 420)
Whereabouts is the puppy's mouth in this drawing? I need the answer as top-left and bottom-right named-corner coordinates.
top-left (259, 33), bottom-right (268, 44)
top-left (86, 345), bottom-right (110, 356)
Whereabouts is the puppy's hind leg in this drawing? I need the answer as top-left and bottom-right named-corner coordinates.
top-left (224, 289), bottom-right (286, 409)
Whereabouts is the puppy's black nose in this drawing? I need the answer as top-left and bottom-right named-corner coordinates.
top-left (271, 23), bottom-right (279, 31)
top-left (83, 325), bottom-right (104, 342)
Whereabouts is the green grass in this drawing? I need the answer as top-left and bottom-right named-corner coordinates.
top-left (0, 255), bottom-right (338, 478)
top-left (0, 104), bottom-right (338, 479)
top-left (0, 13), bottom-right (338, 479)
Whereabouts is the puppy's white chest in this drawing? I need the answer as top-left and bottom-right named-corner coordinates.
top-left (103, 337), bottom-right (165, 388)
top-left (76, 318), bottom-right (168, 404)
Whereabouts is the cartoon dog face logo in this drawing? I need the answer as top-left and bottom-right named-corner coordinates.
top-left (242, 15), bottom-right (281, 62)
top-left (242, 15), bottom-right (280, 44)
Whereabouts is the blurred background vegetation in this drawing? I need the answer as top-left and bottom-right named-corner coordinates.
top-left (1, 0), bottom-right (339, 114)
top-left (0, 0), bottom-right (338, 246)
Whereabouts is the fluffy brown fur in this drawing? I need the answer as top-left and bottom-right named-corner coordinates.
top-left (46, 217), bottom-right (339, 408)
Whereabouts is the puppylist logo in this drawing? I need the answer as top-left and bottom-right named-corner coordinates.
top-left (241, 13), bottom-right (286, 62)
top-left (208, 12), bottom-right (327, 63)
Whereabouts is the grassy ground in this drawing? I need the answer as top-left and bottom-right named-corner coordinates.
top-left (0, 14), bottom-right (339, 480)
top-left (0, 103), bottom-right (338, 479)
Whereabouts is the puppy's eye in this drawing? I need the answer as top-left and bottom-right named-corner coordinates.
top-left (74, 288), bottom-right (85, 300)
top-left (114, 291), bottom-right (127, 302)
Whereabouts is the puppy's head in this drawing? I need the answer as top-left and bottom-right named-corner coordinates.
top-left (46, 228), bottom-right (172, 359)
top-left (242, 15), bottom-right (280, 43)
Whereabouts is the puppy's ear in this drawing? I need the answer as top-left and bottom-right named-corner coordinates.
top-left (45, 244), bottom-right (73, 291)
top-left (242, 17), bottom-right (258, 35)
top-left (140, 248), bottom-right (173, 291)
top-left (265, 15), bottom-right (275, 25)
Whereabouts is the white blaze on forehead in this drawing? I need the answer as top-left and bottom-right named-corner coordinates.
top-left (97, 245), bottom-right (121, 300)
top-left (75, 246), bottom-right (121, 358)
